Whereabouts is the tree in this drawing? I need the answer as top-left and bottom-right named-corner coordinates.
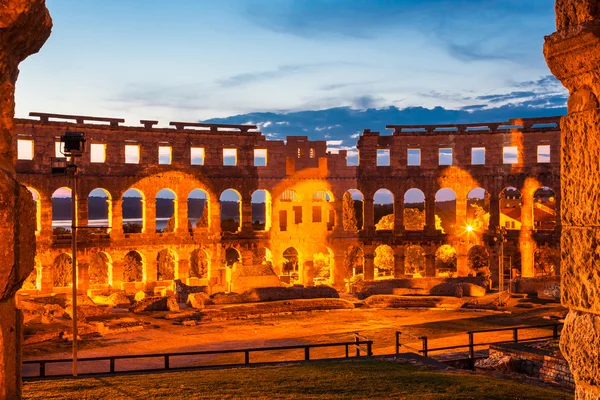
top-left (405, 246), bottom-right (425, 274)
top-left (157, 250), bottom-right (176, 281)
top-left (468, 246), bottom-right (489, 270)
top-left (435, 245), bottom-right (457, 270)
top-left (312, 252), bottom-right (330, 278)
top-left (343, 192), bottom-right (358, 231)
top-left (123, 252), bottom-right (143, 282)
top-left (375, 214), bottom-right (394, 230)
top-left (52, 254), bottom-right (72, 287)
top-left (404, 208), bottom-right (425, 230)
top-left (435, 214), bottom-right (445, 234)
top-left (197, 201), bottom-right (209, 228)
top-left (164, 215), bottom-right (175, 233)
top-left (22, 268), bottom-right (38, 290)
top-left (190, 249), bottom-right (208, 278)
top-left (89, 252), bottom-right (109, 284)
top-left (344, 246), bottom-right (364, 277)
top-left (469, 204), bottom-right (490, 230)
top-left (374, 246), bottom-right (394, 272)
top-left (535, 247), bottom-right (560, 276)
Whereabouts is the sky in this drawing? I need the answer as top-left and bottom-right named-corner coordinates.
top-left (16, 0), bottom-right (564, 125)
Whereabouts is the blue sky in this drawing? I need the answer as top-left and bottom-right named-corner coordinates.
top-left (15, 0), bottom-right (564, 126)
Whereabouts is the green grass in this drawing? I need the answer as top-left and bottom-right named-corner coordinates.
top-left (23, 361), bottom-right (572, 400)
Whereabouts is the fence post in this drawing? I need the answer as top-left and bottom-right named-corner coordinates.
top-left (244, 350), bottom-right (250, 365)
top-left (110, 358), bottom-right (115, 373)
top-left (164, 355), bottom-right (170, 370)
top-left (367, 341), bottom-right (373, 357)
top-left (553, 324), bottom-right (559, 340)
top-left (421, 336), bottom-right (428, 357)
top-left (40, 362), bottom-right (46, 378)
top-left (513, 328), bottom-right (518, 343)
top-left (345, 344), bottom-right (349, 358)
top-left (355, 334), bottom-right (360, 357)
top-left (468, 332), bottom-right (475, 370)
top-left (396, 332), bottom-right (400, 355)
top-left (305, 346), bottom-right (310, 361)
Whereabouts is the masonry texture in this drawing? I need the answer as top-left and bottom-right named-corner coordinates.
top-left (544, 1), bottom-right (600, 399)
top-left (0, 1), bottom-right (51, 398)
top-left (13, 113), bottom-right (561, 297)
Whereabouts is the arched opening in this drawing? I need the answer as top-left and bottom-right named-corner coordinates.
top-left (157, 249), bottom-right (178, 281)
top-left (435, 188), bottom-right (456, 234)
top-left (123, 251), bottom-right (144, 282)
top-left (467, 188), bottom-right (490, 231)
top-left (404, 189), bottom-right (425, 231)
top-left (435, 245), bottom-right (457, 276)
top-left (533, 187), bottom-right (557, 230)
top-left (343, 190), bottom-right (363, 231)
top-left (51, 187), bottom-right (72, 235)
top-left (22, 258), bottom-right (41, 290)
top-left (224, 247), bottom-right (241, 267)
top-left (52, 253), bottom-right (73, 287)
top-left (252, 247), bottom-right (273, 269)
top-left (312, 190), bottom-right (334, 230)
top-left (344, 246), bottom-right (364, 279)
top-left (312, 249), bottom-right (332, 284)
top-left (500, 187), bottom-right (522, 230)
top-left (252, 190), bottom-right (272, 231)
top-left (468, 245), bottom-right (489, 274)
top-left (89, 252), bottom-right (111, 285)
top-left (27, 188), bottom-right (41, 234)
top-left (405, 245), bottom-right (425, 276)
top-left (501, 243), bottom-right (522, 279)
top-left (282, 247), bottom-right (299, 280)
top-left (88, 188), bottom-right (111, 228)
top-left (280, 189), bottom-right (298, 202)
top-left (220, 189), bottom-right (241, 233)
top-left (156, 188), bottom-right (177, 233)
top-left (189, 249), bottom-right (209, 279)
top-left (188, 189), bottom-right (209, 229)
top-left (374, 189), bottom-right (394, 230)
top-left (374, 245), bottom-right (394, 278)
top-left (534, 247), bottom-right (560, 277)
top-left (122, 188), bottom-right (145, 233)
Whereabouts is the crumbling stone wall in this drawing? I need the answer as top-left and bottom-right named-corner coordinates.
top-left (544, 1), bottom-right (600, 398)
top-left (0, 1), bottom-right (51, 398)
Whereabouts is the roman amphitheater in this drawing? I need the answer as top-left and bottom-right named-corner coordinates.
top-left (14, 112), bottom-right (561, 296)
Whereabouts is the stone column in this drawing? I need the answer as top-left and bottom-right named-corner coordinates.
top-left (425, 253), bottom-right (436, 277)
top-left (0, 2), bottom-right (52, 398)
top-left (145, 198), bottom-right (156, 234)
top-left (241, 195), bottom-right (253, 233)
top-left (489, 194), bottom-right (500, 231)
top-left (332, 252), bottom-right (345, 290)
top-left (364, 252), bottom-right (375, 281)
top-left (394, 197), bottom-right (404, 233)
top-left (111, 198), bottom-right (123, 237)
top-left (333, 199), bottom-right (344, 232)
top-left (425, 195), bottom-right (436, 232)
top-left (176, 196), bottom-right (188, 233)
top-left (76, 190), bottom-right (88, 227)
top-left (177, 258), bottom-right (189, 281)
top-left (456, 251), bottom-right (469, 277)
top-left (39, 196), bottom-right (53, 237)
top-left (393, 247), bottom-right (405, 278)
top-left (544, 3), bottom-right (600, 398)
top-left (455, 195), bottom-right (467, 229)
top-left (363, 197), bottom-right (374, 232)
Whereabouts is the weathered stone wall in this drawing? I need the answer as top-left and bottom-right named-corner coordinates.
top-left (0, 1), bottom-right (51, 398)
top-left (544, 1), bottom-right (600, 398)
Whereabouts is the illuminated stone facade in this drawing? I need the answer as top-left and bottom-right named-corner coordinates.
top-left (14, 113), bottom-right (561, 295)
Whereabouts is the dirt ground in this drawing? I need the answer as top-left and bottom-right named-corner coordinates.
top-left (22, 297), bottom-right (566, 377)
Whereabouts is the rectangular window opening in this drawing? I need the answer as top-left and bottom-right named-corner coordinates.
top-left (293, 206), bottom-right (302, 224)
top-left (17, 139), bottom-right (34, 160)
top-left (191, 147), bottom-right (205, 165)
top-left (254, 149), bottom-right (267, 166)
top-left (439, 148), bottom-right (452, 166)
top-left (312, 205), bottom-right (322, 223)
top-left (55, 141), bottom-right (65, 158)
top-left (537, 145), bottom-right (551, 163)
top-left (125, 144), bottom-right (140, 164)
top-left (407, 148), bottom-right (421, 166)
top-left (279, 210), bottom-right (287, 231)
top-left (377, 149), bottom-right (390, 166)
top-left (471, 147), bottom-right (485, 165)
top-left (223, 148), bottom-right (237, 166)
top-left (503, 146), bottom-right (519, 164)
top-left (309, 148), bottom-right (315, 159)
top-left (90, 143), bottom-right (106, 163)
top-left (158, 146), bottom-right (172, 165)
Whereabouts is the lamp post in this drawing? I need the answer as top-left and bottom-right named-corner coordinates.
top-left (57, 132), bottom-right (86, 377)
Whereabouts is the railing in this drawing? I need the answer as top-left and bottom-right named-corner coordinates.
top-left (396, 322), bottom-right (563, 369)
top-left (24, 334), bottom-right (373, 380)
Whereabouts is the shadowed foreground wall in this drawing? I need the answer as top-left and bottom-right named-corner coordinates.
top-left (0, 0), bottom-right (51, 398)
top-left (544, 0), bottom-right (600, 398)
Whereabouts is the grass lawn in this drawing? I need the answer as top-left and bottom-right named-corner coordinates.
top-left (23, 360), bottom-right (572, 400)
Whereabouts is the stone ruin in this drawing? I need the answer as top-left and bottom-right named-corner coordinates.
top-left (545, 1), bottom-right (600, 398)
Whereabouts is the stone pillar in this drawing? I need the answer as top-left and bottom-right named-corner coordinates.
top-left (455, 195), bottom-right (467, 229)
top-left (425, 253), bottom-right (436, 277)
top-left (145, 199), bottom-right (156, 234)
top-left (176, 196), bottom-right (188, 233)
top-left (489, 194), bottom-right (500, 231)
top-left (111, 198), bottom-right (123, 237)
top-left (425, 196), bottom-right (436, 232)
top-left (76, 190), bottom-right (88, 227)
top-left (177, 258), bottom-right (189, 280)
top-left (241, 195), bottom-right (253, 233)
top-left (333, 199), bottom-right (344, 232)
top-left (210, 199), bottom-right (221, 234)
top-left (0, 2), bottom-right (52, 398)
top-left (519, 229), bottom-right (536, 278)
top-left (393, 247), bottom-right (405, 278)
top-left (363, 197), bottom-right (374, 232)
top-left (364, 252), bottom-right (375, 281)
top-left (394, 197), bottom-right (404, 233)
top-left (544, 3), bottom-right (600, 398)
top-left (332, 252), bottom-right (345, 290)
top-left (39, 196), bottom-right (53, 237)
top-left (456, 251), bottom-right (469, 277)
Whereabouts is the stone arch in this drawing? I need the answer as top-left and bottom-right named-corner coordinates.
top-left (220, 189), bottom-right (241, 233)
top-left (467, 245), bottom-right (489, 272)
top-left (122, 188), bottom-right (145, 233)
top-left (188, 188), bottom-right (210, 229)
top-left (435, 188), bottom-right (456, 234)
top-left (224, 247), bottom-right (241, 268)
top-left (156, 188), bottom-right (177, 233)
top-left (374, 244), bottom-right (394, 278)
top-left (89, 251), bottom-right (112, 286)
top-left (344, 246), bottom-right (364, 278)
top-left (88, 188), bottom-right (112, 228)
top-left (282, 247), bottom-right (300, 279)
top-left (313, 190), bottom-right (334, 202)
top-left (343, 189), bottom-right (363, 231)
top-left (500, 186), bottom-right (522, 230)
top-left (123, 250), bottom-right (144, 283)
top-left (157, 248), bottom-right (178, 281)
top-left (533, 187), bottom-right (557, 230)
top-left (405, 245), bottom-right (425, 276)
top-left (27, 187), bottom-right (41, 234)
top-left (52, 253), bottom-right (73, 288)
top-left (467, 188), bottom-right (490, 231)
top-left (435, 245), bottom-right (457, 276)
top-left (374, 189), bottom-right (394, 230)
top-left (404, 188), bottom-right (426, 231)
top-left (252, 189), bottom-right (272, 231)
top-left (51, 187), bottom-right (72, 234)
top-left (189, 249), bottom-right (209, 279)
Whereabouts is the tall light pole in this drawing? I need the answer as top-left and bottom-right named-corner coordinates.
top-left (58, 132), bottom-right (86, 377)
